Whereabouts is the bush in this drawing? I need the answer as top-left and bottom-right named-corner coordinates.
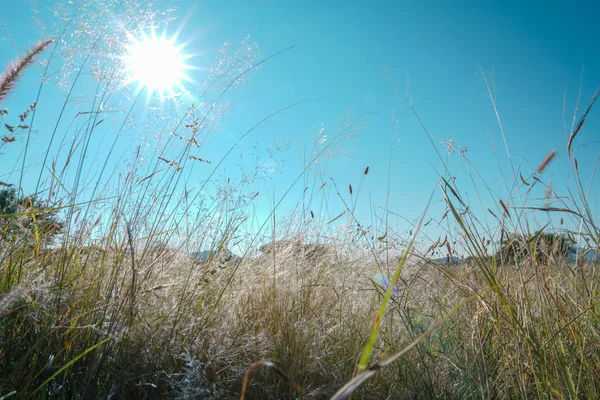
top-left (497, 231), bottom-right (576, 265)
top-left (0, 187), bottom-right (63, 245)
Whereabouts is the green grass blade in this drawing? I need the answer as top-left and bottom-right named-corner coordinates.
top-left (29, 335), bottom-right (116, 398)
top-left (356, 189), bottom-right (434, 373)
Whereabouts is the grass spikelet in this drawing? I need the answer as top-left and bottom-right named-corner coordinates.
top-left (446, 240), bottom-right (453, 261)
top-left (189, 155), bottom-right (212, 163)
top-left (364, 165), bottom-right (369, 175)
top-left (545, 183), bottom-right (553, 200)
top-left (537, 149), bottom-right (557, 174)
top-left (567, 87), bottom-right (600, 157)
top-left (0, 39), bottom-right (53, 104)
top-left (499, 198), bottom-right (511, 218)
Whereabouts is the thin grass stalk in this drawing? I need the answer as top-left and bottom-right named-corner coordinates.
top-left (195, 113), bottom-right (368, 337)
top-left (30, 336), bottom-right (116, 397)
top-left (239, 361), bottom-right (303, 400)
top-left (143, 46), bottom-right (298, 246)
top-left (356, 189), bottom-right (434, 373)
top-left (334, 290), bottom-right (488, 400)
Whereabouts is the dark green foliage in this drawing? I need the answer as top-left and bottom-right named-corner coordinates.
top-left (0, 187), bottom-right (63, 244)
top-left (498, 230), bottom-right (576, 264)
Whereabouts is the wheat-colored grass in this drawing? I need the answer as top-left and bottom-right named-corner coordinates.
top-left (0, 40), bottom-right (52, 104)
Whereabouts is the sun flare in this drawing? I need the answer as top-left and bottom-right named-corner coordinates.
top-left (123, 29), bottom-right (192, 99)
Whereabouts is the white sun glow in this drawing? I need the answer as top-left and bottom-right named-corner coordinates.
top-left (123, 29), bottom-right (192, 100)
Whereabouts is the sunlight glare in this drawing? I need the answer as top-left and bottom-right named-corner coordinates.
top-left (123, 29), bottom-right (192, 100)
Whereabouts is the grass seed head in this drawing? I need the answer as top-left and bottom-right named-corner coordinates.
top-left (0, 39), bottom-right (53, 104)
top-left (536, 149), bottom-right (556, 174)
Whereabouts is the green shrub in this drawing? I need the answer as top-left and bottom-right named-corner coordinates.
top-left (0, 187), bottom-right (64, 245)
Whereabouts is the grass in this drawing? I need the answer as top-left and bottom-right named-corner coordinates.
top-left (1, 5), bottom-right (600, 400)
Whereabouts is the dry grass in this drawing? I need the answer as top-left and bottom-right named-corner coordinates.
top-left (0, 40), bottom-right (52, 104)
top-left (1, 6), bottom-right (600, 400)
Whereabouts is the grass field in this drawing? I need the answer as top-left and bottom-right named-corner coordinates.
top-left (1, 8), bottom-right (600, 399)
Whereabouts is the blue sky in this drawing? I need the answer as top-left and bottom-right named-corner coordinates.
top-left (1, 0), bottom-right (599, 252)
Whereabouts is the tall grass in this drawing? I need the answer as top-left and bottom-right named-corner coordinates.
top-left (1, 3), bottom-right (600, 400)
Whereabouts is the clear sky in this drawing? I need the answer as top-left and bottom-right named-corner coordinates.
top-left (1, 1), bottom-right (599, 252)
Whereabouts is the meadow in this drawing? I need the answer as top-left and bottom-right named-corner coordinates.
top-left (1, 4), bottom-right (600, 399)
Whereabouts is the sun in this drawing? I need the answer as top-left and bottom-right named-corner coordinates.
top-left (123, 29), bottom-right (193, 100)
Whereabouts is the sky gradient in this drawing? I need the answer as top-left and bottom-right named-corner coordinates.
top-left (1, 0), bottom-right (599, 252)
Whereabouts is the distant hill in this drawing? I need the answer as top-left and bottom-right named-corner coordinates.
top-left (430, 256), bottom-right (463, 265)
top-left (191, 249), bottom-right (239, 262)
top-left (568, 248), bottom-right (599, 262)
top-left (431, 248), bottom-right (599, 265)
